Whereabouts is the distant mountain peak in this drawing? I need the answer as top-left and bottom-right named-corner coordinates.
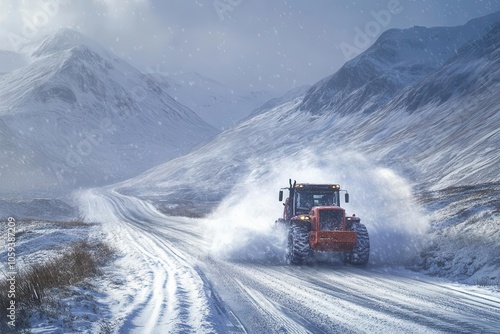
top-left (390, 21), bottom-right (500, 113)
top-left (0, 29), bottom-right (218, 195)
top-left (21, 28), bottom-right (103, 58)
top-left (299, 10), bottom-right (500, 115)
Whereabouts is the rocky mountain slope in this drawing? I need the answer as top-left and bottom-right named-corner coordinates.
top-left (299, 10), bottom-right (500, 115)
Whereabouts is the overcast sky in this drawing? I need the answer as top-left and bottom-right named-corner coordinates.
top-left (1, 0), bottom-right (500, 92)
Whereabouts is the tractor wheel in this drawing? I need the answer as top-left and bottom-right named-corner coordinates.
top-left (346, 223), bottom-right (370, 266)
top-left (286, 223), bottom-right (311, 265)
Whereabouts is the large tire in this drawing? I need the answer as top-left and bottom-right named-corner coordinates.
top-left (286, 223), bottom-right (311, 265)
top-left (346, 223), bottom-right (370, 266)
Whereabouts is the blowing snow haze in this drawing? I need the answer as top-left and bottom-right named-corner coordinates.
top-left (1, 2), bottom-right (500, 332)
top-left (2, 0), bottom-right (500, 91)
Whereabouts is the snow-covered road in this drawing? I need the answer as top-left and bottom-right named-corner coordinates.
top-left (78, 188), bottom-right (500, 333)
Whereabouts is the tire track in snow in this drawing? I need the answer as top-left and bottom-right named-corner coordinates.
top-left (233, 264), bottom-right (500, 333)
top-left (78, 188), bottom-right (500, 334)
top-left (234, 279), bottom-right (323, 334)
top-left (78, 189), bottom-right (232, 333)
top-left (80, 189), bottom-right (179, 332)
top-left (310, 268), bottom-right (500, 332)
top-left (198, 257), bottom-right (349, 333)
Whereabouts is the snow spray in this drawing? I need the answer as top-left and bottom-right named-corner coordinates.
top-left (206, 147), bottom-right (428, 266)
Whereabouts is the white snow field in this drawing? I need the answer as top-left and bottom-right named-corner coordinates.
top-left (76, 187), bottom-right (500, 333)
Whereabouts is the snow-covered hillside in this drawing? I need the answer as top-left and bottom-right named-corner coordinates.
top-left (414, 182), bottom-right (500, 283)
top-left (300, 10), bottom-right (500, 115)
top-left (114, 14), bottom-right (500, 281)
top-left (0, 29), bottom-right (218, 197)
top-left (150, 71), bottom-right (276, 130)
top-left (116, 13), bottom-right (500, 209)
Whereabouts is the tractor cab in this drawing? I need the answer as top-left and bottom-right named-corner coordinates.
top-left (279, 180), bottom-right (349, 220)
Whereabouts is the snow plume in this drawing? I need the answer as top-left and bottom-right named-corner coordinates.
top-left (205, 169), bottom-right (287, 263)
top-left (346, 165), bottom-right (429, 265)
top-left (206, 147), bottom-right (429, 265)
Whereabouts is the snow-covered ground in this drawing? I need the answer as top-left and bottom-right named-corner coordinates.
top-left (71, 188), bottom-right (500, 333)
top-left (3, 184), bottom-right (498, 333)
top-left (0, 218), bottom-right (110, 332)
top-left (414, 182), bottom-right (500, 283)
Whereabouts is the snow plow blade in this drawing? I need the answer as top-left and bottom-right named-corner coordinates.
top-left (309, 231), bottom-right (357, 251)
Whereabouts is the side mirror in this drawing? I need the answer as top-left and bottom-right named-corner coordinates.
top-left (279, 190), bottom-right (283, 202)
top-left (345, 193), bottom-right (349, 203)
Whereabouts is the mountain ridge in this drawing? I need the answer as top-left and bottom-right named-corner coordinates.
top-left (114, 10), bottom-right (500, 210)
top-left (299, 10), bottom-right (500, 115)
top-left (0, 29), bottom-right (218, 196)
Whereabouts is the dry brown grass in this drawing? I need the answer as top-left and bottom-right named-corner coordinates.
top-left (0, 240), bottom-right (114, 332)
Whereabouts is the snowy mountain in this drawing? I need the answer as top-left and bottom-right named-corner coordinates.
top-left (149, 71), bottom-right (276, 130)
top-left (300, 10), bottom-right (500, 115)
top-left (114, 14), bottom-right (500, 281)
top-left (392, 22), bottom-right (500, 113)
top-left (0, 29), bottom-right (218, 196)
top-left (116, 12), bottom-right (500, 208)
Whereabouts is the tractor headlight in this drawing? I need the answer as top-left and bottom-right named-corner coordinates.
top-left (299, 215), bottom-right (310, 220)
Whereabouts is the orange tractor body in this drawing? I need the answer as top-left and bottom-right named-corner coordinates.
top-left (276, 180), bottom-right (369, 265)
